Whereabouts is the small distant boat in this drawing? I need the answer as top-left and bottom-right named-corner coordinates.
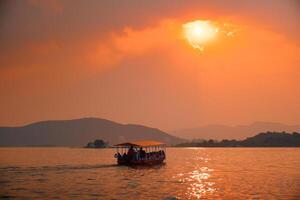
top-left (114, 140), bottom-right (166, 165)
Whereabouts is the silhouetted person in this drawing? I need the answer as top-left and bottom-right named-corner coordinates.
top-left (139, 147), bottom-right (146, 159)
top-left (122, 153), bottom-right (127, 161)
top-left (117, 152), bottom-right (121, 159)
top-left (127, 146), bottom-right (136, 161)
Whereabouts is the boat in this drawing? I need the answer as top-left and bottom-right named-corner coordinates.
top-left (114, 140), bottom-right (166, 165)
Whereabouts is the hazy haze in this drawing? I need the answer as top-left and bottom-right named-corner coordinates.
top-left (1, 0), bottom-right (299, 132)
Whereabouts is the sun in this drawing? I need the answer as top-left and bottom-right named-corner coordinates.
top-left (183, 20), bottom-right (218, 51)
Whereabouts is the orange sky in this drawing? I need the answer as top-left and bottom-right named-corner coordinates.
top-left (0, 0), bottom-right (299, 130)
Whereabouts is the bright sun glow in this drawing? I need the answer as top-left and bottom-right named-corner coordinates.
top-left (183, 20), bottom-right (218, 51)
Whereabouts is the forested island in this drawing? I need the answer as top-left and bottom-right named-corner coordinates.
top-left (175, 132), bottom-right (300, 147)
top-left (85, 139), bottom-right (109, 148)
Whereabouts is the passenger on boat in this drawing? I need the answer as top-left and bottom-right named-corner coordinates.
top-left (122, 152), bottom-right (127, 160)
top-left (117, 152), bottom-right (122, 159)
top-left (127, 146), bottom-right (136, 161)
top-left (139, 147), bottom-right (146, 159)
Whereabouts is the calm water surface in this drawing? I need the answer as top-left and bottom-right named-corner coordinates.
top-left (0, 148), bottom-right (299, 199)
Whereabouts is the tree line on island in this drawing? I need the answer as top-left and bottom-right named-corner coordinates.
top-left (86, 139), bottom-right (109, 148)
top-left (175, 131), bottom-right (300, 147)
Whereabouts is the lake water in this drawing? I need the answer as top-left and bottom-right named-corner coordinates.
top-left (0, 148), bottom-right (299, 199)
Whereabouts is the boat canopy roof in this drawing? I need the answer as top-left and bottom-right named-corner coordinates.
top-left (114, 140), bottom-right (165, 147)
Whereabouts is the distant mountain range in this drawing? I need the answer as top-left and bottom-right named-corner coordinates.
top-left (175, 132), bottom-right (300, 147)
top-left (172, 122), bottom-right (300, 140)
top-left (0, 118), bottom-right (183, 147)
top-left (1, 119), bottom-right (299, 147)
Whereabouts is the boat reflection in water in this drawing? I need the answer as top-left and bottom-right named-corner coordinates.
top-left (114, 140), bottom-right (166, 165)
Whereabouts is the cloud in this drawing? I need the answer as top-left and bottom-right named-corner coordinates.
top-left (1, 0), bottom-right (299, 49)
top-left (0, 0), bottom-right (299, 128)
top-left (85, 20), bottom-right (180, 69)
top-left (28, 0), bottom-right (63, 15)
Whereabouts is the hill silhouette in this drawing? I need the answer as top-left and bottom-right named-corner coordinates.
top-left (0, 118), bottom-right (183, 147)
top-left (175, 132), bottom-right (300, 147)
top-left (172, 122), bottom-right (300, 140)
top-left (240, 132), bottom-right (300, 147)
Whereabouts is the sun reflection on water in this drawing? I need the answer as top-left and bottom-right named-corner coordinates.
top-left (185, 167), bottom-right (215, 199)
top-left (173, 151), bottom-right (216, 199)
